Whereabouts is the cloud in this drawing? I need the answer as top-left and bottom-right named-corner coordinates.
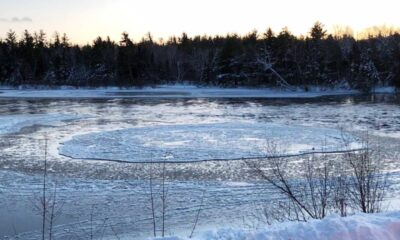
top-left (12, 17), bottom-right (32, 22)
top-left (0, 17), bottom-right (33, 23)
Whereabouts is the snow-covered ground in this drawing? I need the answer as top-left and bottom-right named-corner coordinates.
top-left (0, 85), bottom-right (361, 99)
top-left (157, 211), bottom-right (400, 240)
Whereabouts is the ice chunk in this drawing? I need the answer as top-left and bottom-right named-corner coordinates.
top-left (59, 123), bottom-right (360, 163)
top-left (0, 113), bottom-right (83, 135)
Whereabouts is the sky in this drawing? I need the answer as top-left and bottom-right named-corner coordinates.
top-left (0, 0), bottom-right (400, 44)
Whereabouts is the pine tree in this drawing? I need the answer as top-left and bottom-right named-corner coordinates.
top-left (214, 34), bottom-right (243, 86)
top-left (0, 27), bottom-right (398, 88)
top-left (310, 21), bottom-right (327, 41)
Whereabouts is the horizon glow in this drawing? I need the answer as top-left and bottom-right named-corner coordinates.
top-left (1, 0), bottom-right (400, 44)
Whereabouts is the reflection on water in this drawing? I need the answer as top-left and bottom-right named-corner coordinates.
top-left (0, 93), bottom-right (399, 114)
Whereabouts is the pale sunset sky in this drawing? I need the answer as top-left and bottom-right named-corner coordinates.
top-left (0, 0), bottom-right (399, 44)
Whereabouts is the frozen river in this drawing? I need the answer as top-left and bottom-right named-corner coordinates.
top-left (0, 89), bottom-right (400, 239)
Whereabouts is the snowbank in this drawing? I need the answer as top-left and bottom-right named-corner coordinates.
top-left (157, 212), bottom-right (400, 240)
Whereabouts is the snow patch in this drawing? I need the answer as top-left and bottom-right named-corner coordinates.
top-left (156, 212), bottom-right (400, 240)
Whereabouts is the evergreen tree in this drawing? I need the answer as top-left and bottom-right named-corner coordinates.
top-left (0, 24), bottom-right (398, 89)
top-left (306, 22), bottom-right (328, 85)
top-left (214, 34), bottom-right (243, 86)
top-left (310, 21), bottom-right (327, 41)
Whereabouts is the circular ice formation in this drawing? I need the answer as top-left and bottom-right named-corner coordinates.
top-left (59, 123), bottom-right (359, 163)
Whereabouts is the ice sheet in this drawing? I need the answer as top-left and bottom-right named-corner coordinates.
top-left (0, 113), bottom-right (83, 135)
top-left (59, 123), bottom-right (359, 162)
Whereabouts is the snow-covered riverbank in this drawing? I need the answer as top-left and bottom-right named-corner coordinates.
top-left (0, 85), bottom-right (364, 99)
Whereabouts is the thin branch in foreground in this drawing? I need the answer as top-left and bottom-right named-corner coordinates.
top-left (189, 189), bottom-right (206, 238)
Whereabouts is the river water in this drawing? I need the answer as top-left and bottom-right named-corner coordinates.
top-left (0, 93), bottom-right (400, 239)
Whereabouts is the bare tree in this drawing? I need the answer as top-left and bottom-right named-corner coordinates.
top-left (160, 153), bottom-right (170, 237)
top-left (145, 152), bottom-right (172, 237)
top-left (332, 156), bottom-right (349, 217)
top-left (90, 205), bottom-right (95, 240)
top-left (41, 137), bottom-right (48, 240)
top-left (345, 138), bottom-right (388, 213)
top-left (149, 157), bottom-right (157, 237)
top-left (79, 204), bottom-right (109, 240)
top-left (247, 135), bottom-right (389, 223)
top-left (245, 142), bottom-right (319, 221)
top-left (257, 154), bottom-right (334, 222)
top-left (48, 182), bottom-right (64, 240)
top-left (256, 47), bottom-right (293, 90)
top-left (300, 154), bottom-right (333, 219)
top-left (189, 189), bottom-right (206, 238)
top-left (255, 199), bottom-right (306, 225)
top-left (34, 136), bottom-right (64, 240)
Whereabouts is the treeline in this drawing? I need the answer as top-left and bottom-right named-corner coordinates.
top-left (1, 22), bottom-right (400, 90)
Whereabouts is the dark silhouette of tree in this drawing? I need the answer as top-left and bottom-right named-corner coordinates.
top-left (214, 34), bottom-right (243, 86)
top-left (0, 23), bottom-right (399, 91)
top-left (118, 32), bottom-right (137, 86)
top-left (310, 21), bottom-right (327, 41)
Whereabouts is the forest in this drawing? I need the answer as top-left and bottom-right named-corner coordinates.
top-left (1, 22), bottom-right (400, 91)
